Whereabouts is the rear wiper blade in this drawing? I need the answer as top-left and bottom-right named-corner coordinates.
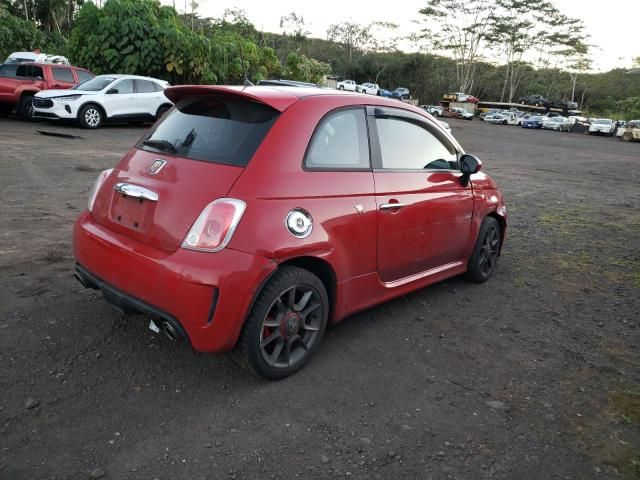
top-left (142, 139), bottom-right (177, 154)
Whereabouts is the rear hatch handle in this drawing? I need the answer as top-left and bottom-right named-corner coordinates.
top-left (114, 183), bottom-right (159, 202)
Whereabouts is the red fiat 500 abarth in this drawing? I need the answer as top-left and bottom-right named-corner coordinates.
top-left (74, 85), bottom-right (507, 379)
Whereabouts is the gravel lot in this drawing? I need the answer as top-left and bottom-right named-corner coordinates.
top-left (1, 116), bottom-right (639, 480)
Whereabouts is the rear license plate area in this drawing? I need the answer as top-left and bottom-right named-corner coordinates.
top-left (110, 193), bottom-right (155, 232)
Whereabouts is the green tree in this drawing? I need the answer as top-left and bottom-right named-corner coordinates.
top-left (326, 21), bottom-right (371, 77)
top-left (419, 0), bottom-right (497, 92)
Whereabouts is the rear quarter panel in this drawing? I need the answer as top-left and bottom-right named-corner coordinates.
top-left (228, 95), bottom-right (378, 284)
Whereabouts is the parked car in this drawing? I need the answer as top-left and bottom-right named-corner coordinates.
top-left (356, 83), bottom-right (380, 95)
top-left (423, 105), bottom-right (444, 116)
top-left (618, 120), bottom-right (640, 142)
top-left (5, 50), bottom-right (70, 66)
top-left (337, 79), bottom-right (357, 92)
top-left (519, 94), bottom-right (550, 107)
top-left (379, 89), bottom-right (393, 98)
top-left (457, 93), bottom-right (479, 103)
top-left (32, 74), bottom-right (172, 129)
top-left (588, 118), bottom-right (616, 136)
top-left (521, 115), bottom-right (544, 128)
top-left (486, 112), bottom-right (518, 125)
top-left (542, 116), bottom-right (572, 132)
top-left (443, 92), bottom-right (478, 103)
top-left (448, 107), bottom-right (474, 120)
top-left (0, 62), bottom-right (94, 119)
top-left (391, 87), bottom-right (411, 100)
top-left (551, 99), bottom-right (579, 111)
top-left (479, 109), bottom-right (500, 121)
top-left (516, 113), bottom-right (531, 126)
top-left (73, 85), bottom-right (507, 379)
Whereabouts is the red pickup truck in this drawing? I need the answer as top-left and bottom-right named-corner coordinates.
top-left (0, 62), bottom-right (94, 118)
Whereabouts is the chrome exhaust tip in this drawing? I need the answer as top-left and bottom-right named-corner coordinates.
top-left (162, 321), bottom-right (178, 342)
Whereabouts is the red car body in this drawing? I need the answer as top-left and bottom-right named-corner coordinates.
top-left (74, 85), bottom-right (507, 377)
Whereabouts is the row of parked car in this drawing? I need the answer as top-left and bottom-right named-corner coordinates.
top-left (0, 51), bottom-right (172, 128)
top-left (480, 108), bottom-right (639, 140)
top-left (336, 80), bottom-right (412, 100)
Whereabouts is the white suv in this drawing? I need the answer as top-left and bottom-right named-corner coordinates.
top-left (32, 74), bottom-right (172, 129)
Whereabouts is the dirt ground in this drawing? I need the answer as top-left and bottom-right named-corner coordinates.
top-left (1, 116), bottom-right (639, 480)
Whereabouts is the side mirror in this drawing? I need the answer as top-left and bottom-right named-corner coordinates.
top-left (106, 88), bottom-right (118, 94)
top-left (460, 154), bottom-right (482, 175)
top-left (460, 154), bottom-right (482, 186)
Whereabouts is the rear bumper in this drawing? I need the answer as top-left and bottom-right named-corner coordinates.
top-left (73, 211), bottom-right (277, 352)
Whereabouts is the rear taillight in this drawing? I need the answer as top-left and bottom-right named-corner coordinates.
top-left (181, 198), bottom-right (246, 252)
top-left (87, 168), bottom-right (113, 212)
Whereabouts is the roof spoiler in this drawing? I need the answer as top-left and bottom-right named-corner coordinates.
top-left (163, 85), bottom-right (300, 113)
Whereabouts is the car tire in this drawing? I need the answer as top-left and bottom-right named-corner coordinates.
top-left (623, 132), bottom-right (632, 142)
top-left (79, 104), bottom-right (103, 129)
top-left (232, 266), bottom-right (329, 380)
top-left (19, 95), bottom-right (35, 121)
top-left (339, 85), bottom-right (344, 90)
top-left (156, 105), bottom-right (171, 120)
top-left (465, 216), bottom-right (501, 283)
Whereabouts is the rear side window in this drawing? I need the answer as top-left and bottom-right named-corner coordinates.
top-left (76, 70), bottom-right (94, 84)
top-left (138, 97), bottom-right (279, 166)
top-left (135, 80), bottom-right (156, 93)
top-left (305, 108), bottom-right (370, 169)
top-left (52, 67), bottom-right (74, 83)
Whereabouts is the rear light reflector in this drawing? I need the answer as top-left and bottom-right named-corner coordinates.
top-left (181, 198), bottom-right (246, 252)
top-left (87, 168), bottom-right (113, 212)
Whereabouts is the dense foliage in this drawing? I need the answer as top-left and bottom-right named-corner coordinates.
top-left (0, 0), bottom-right (638, 118)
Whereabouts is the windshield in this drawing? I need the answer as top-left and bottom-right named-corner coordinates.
top-left (73, 76), bottom-right (116, 91)
top-left (593, 119), bottom-right (611, 125)
top-left (530, 116), bottom-right (543, 121)
top-left (138, 96), bottom-right (280, 166)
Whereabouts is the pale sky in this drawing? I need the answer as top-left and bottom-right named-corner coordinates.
top-left (168, 0), bottom-right (639, 72)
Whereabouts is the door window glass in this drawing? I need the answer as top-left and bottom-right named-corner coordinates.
top-left (376, 117), bottom-right (457, 170)
top-left (113, 79), bottom-right (134, 94)
top-left (52, 67), bottom-right (75, 83)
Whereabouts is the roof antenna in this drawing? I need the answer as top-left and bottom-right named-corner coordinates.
top-left (237, 42), bottom-right (254, 87)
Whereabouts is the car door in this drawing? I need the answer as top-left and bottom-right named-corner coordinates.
top-left (101, 78), bottom-right (135, 117)
top-left (50, 66), bottom-right (77, 89)
top-left (368, 106), bottom-right (473, 283)
top-left (134, 79), bottom-right (164, 118)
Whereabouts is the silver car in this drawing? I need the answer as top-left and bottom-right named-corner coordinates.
top-left (542, 116), bottom-right (572, 132)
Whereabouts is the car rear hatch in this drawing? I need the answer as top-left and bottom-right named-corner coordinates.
top-left (89, 86), bottom-right (299, 253)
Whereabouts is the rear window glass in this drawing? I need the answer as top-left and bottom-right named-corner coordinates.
top-left (138, 97), bottom-right (280, 167)
top-left (53, 67), bottom-right (74, 83)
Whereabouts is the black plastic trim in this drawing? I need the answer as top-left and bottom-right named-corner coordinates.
top-left (75, 264), bottom-right (191, 345)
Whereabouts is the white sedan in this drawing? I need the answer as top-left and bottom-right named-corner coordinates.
top-left (588, 119), bottom-right (616, 136)
top-left (32, 74), bottom-right (172, 129)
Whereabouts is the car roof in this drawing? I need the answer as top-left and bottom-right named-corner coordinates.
top-left (164, 85), bottom-right (421, 113)
top-left (94, 74), bottom-right (167, 83)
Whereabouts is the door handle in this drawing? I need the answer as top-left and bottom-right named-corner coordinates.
top-left (114, 183), bottom-right (159, 201)
top-left (379, 202), bottom-right (408, 210)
